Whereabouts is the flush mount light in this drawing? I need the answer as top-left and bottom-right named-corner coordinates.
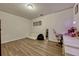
top-left (73, 21), bottom-right (76, 24)
top-left (26, 4), bottom-right (33, 9)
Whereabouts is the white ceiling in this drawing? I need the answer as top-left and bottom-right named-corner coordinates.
top-left (0, 3), bottom-right (74, 19)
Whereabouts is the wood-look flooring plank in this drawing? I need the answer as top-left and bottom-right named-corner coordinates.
top-left (1, 38), bottom-right (62, 56)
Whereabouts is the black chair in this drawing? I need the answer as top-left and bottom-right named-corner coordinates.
top-left (53, 29), bottom-right (63, 47)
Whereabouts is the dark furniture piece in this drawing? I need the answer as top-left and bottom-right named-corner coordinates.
top-left (46, 29), bottom-right (48, 39)
top-left (53, 29), bottom-right (63, 47)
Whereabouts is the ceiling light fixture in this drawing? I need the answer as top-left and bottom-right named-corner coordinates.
top-left (26, 4), bottom-right (33, 9)
top-left (73, 21), bottom-right (76, 24)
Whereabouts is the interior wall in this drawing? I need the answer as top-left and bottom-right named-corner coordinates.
top-left (0, 11), bottom-right (32, 43)
top-left (73, 4), bottom-right (79, 30)
top-left (0, 7), bottom-right (74, 43)
top-left (31, 8), bottom-right (73, 42)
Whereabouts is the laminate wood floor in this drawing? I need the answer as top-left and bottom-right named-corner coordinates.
top-left (1, 38), bottom-right (62, 56)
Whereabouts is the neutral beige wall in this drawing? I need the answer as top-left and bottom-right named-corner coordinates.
top-left (73, 4), bottom-right (79, 30)
top-left (31, 8), bottom-right (73, 42)
top-left (0, 11), bottom-right (32, 43)
top-left (0, 8), bottom-right (74, 43)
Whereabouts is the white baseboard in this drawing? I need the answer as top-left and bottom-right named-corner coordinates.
top-left (1, 36), bottom-right (58, 44)
top-left (1, 36), bottom-right (29, 44)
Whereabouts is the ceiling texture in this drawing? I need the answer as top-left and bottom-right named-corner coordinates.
top-left (0, 3), bottom-right (74, 20)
